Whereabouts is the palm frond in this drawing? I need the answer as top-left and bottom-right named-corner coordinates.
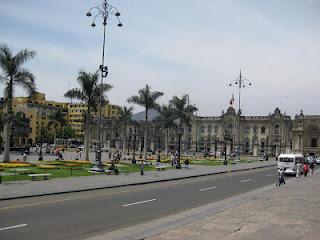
top-left (13, 48), bottom-right (36, 67)
top-left (14, 68), bottom-right (36, 96)
top-left (64, 88), bottom-right (84, 101)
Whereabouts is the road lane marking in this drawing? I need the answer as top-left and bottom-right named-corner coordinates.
top-left (200, 186), bottom-right (217, 192)
top-left (0, 168), bottom-right (273, 211)
top-left (240, 178), bottom-right (252, 183)
top-left (123, 198), bottom-right (156, 207)
top-left (0, 224), bottom-right (27, 231)
top-left (266, 174), bottom-right (274, 177)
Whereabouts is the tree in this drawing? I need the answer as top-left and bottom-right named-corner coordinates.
top-left (0, 43), bottom-right (36, 162)
top-left (154, 105), bottom-right (176, 156)
top-left (48, 109), bottom-right (67, 145)
top-left (64, 70), bottom-right (112, 161)
top-left (57, 126), bottom-right (75, 140)
top-left (117, 106), bottom-right (133, 156)
top-left (128, 84), bottom-right (163, 161)
top-left (169, 95), bottom-right (198, 160)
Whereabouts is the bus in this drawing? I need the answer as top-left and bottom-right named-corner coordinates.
top-left (277, 154), bottom-right (304, 175)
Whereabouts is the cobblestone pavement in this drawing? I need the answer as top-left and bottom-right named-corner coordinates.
top-left (146, 170), bottom-right (320, 240)
top-left (0, 160), bottom-right (276, 200)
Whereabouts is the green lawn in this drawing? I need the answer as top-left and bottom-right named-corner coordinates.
top-left (0, 161), bottom-right (161, 182)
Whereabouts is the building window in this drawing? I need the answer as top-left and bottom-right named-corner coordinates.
top-left (245, 126), bottom-right (250, 134)
top-left (207, 125), bottom-right (212, 134)
top-left (253, 126), bottom-right (257, 134)
top-left (311, 138), bottom-right (317, 148)
top-left (274, 125), bottom-right (280, 134)
top-left (261, 126), bottom-right (265, 134)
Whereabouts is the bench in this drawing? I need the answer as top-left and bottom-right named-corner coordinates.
top-left (28, 173), bottom-right (52, 181)
top-left (155, 165), bottom-right (169, 171)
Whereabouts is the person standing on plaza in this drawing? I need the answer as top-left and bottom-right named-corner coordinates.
top-left (171, 153), bottom-right (174, 166)
top-left (309, 161), bottom-right (315, 176)
top-left (303, 163), bottom-right (309, 177)
top-left (296, 162), bottom-right (302, 178)
top-left (276, 168), bottom-right (286, 186)
top-left (184, 159), bottom-right (189, 168)
top-left (140, 160), bottom-right (144, 175)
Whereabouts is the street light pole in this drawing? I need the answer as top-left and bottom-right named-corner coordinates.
top-left (229, 70), bottom-right (252, 161)
top-left (86, 0), bottom-right (122, 172)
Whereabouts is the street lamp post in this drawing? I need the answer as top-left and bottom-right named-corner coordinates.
top-left (86, 0), bottom-right (122, 172)
top-left (223, 131), bottom-right (230, 165)
top-left (266, 136), bottom-right (269, 160)
top-left (229, 70), bottom-right (252, 161)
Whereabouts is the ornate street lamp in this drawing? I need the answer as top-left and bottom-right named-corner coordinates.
top-left (86, 0), bottom-right (122, 172)
top-left (266, 136), bottom-right (269, 160)
top-left (229, 70), bottom-right (252, 161)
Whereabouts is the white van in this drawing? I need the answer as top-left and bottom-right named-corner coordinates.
top-left (277, 154), bottom-right (304, 175)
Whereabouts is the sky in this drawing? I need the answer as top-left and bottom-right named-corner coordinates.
top-left (0, 0), bottom-right (319, 117)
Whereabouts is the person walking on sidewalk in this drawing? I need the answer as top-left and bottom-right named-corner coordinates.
top-left (303, 163), bottom-right (309, 177)
top-left (296, 162), bottom-right (302, 178)
top-left (309, 162), bottom-right (315, 176)
top-left (140, 161), bottom-right (144, 175)
top-left (276, 168), bottom-right (286, 187)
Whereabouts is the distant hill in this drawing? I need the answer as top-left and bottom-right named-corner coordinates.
top-left (132, 109), bottom-right (159, 122)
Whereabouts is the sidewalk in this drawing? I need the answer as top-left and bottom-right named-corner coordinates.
top-left (86, 170), bottom-right (320, 240)
top-left (0, 161), bottom-right (275, 200)
top-left (147, 171), bottom-right (320, 240)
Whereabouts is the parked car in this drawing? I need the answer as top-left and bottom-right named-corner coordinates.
top-left (316, 156), bottom-right (320, 164)
top-left (305, 156), bottom-right (316, 164)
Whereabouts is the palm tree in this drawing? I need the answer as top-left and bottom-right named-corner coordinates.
top-left (0, 43), bottom-right (36, 162)
top-left (64, 70), bottom-right (112, 161)
top-left (154, 105), bottom-right (176, 156)
top-left (48, 109), bottom-right (67, 145)
top-left (0, 111), bottom-right (4, 152)
top-left (117, 106), bottom-right (133, 157)
top-left (128, 84), bottom-right (163, 161)
top-left (169, 95), bottom-right (198, 160)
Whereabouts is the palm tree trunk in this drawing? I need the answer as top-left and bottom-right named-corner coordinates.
top-left (165, 128), bottom-right (169, 156)
top-left (85, 108), bottom-right (90, 161)
top-left (144, 108), bottom-right (148, 161)
top-left (53, 126), bottom-right (57, 146)
top-left (3, 81), bottom-right (13, 163)
top-left (3, 121), bottom-right (11, 162)
top-left (122, 121), bottom-right (126, 157)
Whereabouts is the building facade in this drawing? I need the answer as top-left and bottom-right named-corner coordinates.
top-left (1, 93), bottom-right (121, 146)
top-left (98, 106), bottom-right (320, 157)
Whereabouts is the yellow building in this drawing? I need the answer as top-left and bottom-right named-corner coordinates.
top-left (12, 92), bottom-right (68, 145)
top-left (1, 92), bottom-right (120, 144)
top-left (68, 101), bottom-right (120, 137)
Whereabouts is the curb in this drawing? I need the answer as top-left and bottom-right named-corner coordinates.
top-left (0, 163), bottom-right (276, 201)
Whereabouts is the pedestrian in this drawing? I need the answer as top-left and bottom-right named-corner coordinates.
top-left (171, 154), bottom-right (174, 166)
top-left (303, 163), bottom-right (309, 177)
top-left (140, 161), bottom-right (144, 175)
top-left (309, 162), bottom-right (315, 176)
top-left (184, 159), bottom-right (189, 168)
top-left (276, 168), bottom-right (286, 186)
top-left (296, 162), bottom-right (302, 178)
top-left (23, 152), bottom-right (27, 161)
top-left (176, 159), bottom-right (181, 169)
top-left (76, 148), bottom-right (80, 160)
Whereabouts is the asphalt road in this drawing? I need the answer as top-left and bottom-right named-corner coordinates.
top-left (0, 167), bottom-right (278, 240)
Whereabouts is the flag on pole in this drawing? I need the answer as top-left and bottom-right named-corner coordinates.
top-left (229, 94), bottom-right (234, 105)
